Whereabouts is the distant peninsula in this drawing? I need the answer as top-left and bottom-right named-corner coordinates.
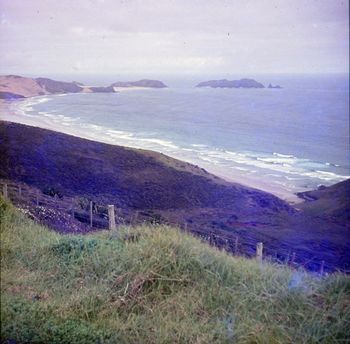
top-left (196, 78), bottom-right (265, 88)
top-left (0, 75), bottom-right (167, 99)
top-left (0, 75), bottom-right (116, 99)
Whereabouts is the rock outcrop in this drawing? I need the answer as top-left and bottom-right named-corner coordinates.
top-left (111, 79), bottom-right (167, 88)
top-left (268, 83), bottom-right (282, 89)
top-left (87, 86), bottom-right (116, 93)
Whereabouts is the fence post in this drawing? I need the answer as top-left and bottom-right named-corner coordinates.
top-left (36, 190), bottom-right (39, 206)
top-left (3, 183), bottom-right (8, 199)
top-left (108, 205), bottom-right (116, 230)
top-left (18, 185), bottom-right (22, 198)
top-left (235, 236), bottom-right (239, 254)
top-left (256, 242), bottom-right (263, 263)
top-left (320, 260), bottom-right (325, 276)
top-left (89, 201), bottom-right (93, 227)
top-left (224, 239), bottom-right (229, 253)
top-left (290, 252), bottom-right (296, 266)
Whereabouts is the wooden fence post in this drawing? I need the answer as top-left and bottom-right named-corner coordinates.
top-left (108, 205), bottom-right (116, 230)
top-left (256, 242), bottom-right (263, 263)
top-left (89, 201), bottom-right (93, 227)
top-left (18, 185), bottom-right (22, 198)
top-left (235, 236), bottom-right (239, 254)
top-left (3, 183), bottom-right (8, 199)
top-left (290, 252), bottom-right (296, 266)
top-left (320, 260), bottom-right (325, 276)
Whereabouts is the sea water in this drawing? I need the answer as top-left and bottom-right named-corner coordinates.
top-left (5, 74), bottom-right (350, 201)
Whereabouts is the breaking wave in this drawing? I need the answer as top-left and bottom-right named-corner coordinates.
top-left (8, 91), bottom-right (350, 197)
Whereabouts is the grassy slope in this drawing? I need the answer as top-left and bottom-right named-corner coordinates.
top-left (1, 198), bottom-right (349, 344)
top-left (4, 121), bottom-right (350, 273)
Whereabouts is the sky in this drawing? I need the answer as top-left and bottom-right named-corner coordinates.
top-left (0, 0), bottom-right (349, 76)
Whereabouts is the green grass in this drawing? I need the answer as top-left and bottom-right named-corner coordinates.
top-left (1, 197), bottom-right (349, 343)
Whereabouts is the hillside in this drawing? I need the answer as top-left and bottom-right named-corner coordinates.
top-left (1, 121), bottom-right (349, 272)
top-left (297, 179), bottom-right (350, 225)
top-left (0, 75), bottom-right (47, 98)
top-left (0, 75), bottom-right (168, 99)
top-left (0, 75), bottom-right (116, 98)
top-left (1, 198), bottom-right (349, 343)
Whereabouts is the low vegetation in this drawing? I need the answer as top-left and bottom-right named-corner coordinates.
top-left (1, 197), bottom-right (349, 343)
top-left (2, 122), bottom-right (349, 272)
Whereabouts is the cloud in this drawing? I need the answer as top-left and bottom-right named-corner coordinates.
top-left (0, 0), bottom-right (348, 74)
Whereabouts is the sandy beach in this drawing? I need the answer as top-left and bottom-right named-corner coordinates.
top-left (79, 86), bottom-right (154, 93)
top-left (0, 98), bottom-right (302, 204)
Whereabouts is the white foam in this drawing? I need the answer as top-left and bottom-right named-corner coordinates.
top-left (198, 155), bottom-right (217, 163)
top-left (257, 157), bottom-right (298, 165)
top-left (191, 143), bottom-right (207, 148)
top-left (286, 169), bottom-right (350, 182)
top-left (273, 152), bottom-right (295, 158)
top-left (229, 166), bottom-right (250, 171)
top-left (189, 147), bottom-right (349, 184)
top-left (325, 162), bottom-right (341, 167)
top-left (13, 96), bottom-right (53, 119)
top-left (137, 138), bottom-right (179, 149)
top-left (35, 97), bottom-right (51, 104)
top-left (6, 92), bottom-right (349, 193)
top-left (106, 129), bottom-right (134, 139)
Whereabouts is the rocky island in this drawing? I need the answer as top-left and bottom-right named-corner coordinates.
top-left (110, 79), bottom-right (168, 88)
top-left (196, 78), bottom-right (265, 88)
top-left (268, 83), bottom-right (282, 89)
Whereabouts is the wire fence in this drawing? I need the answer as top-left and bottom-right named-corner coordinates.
top-left (1, 180), bottom-right (341, 275)
top-left (1, 181), bottom-right (118, 230)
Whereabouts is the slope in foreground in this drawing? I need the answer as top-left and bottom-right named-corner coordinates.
top-left (1, 198), bottom-right (349, 343)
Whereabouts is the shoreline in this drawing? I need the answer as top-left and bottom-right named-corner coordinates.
top-left (0, 98), bottom-right (303, 204)
top-left (79, 86), bottom-right (156, 93)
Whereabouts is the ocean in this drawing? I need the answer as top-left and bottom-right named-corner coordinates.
top-left (4, 74), bottom-right (350, 202)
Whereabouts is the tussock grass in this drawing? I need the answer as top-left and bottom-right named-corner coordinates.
top-left (1, 197), bottom-right (349, 343)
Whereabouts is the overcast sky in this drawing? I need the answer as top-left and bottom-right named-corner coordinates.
top-left (0, 0), bottom-right (348, 76)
